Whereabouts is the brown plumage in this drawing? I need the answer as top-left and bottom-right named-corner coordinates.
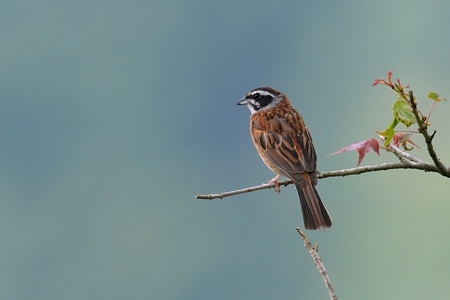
top-left (237, 87), bottom-right (332, 230)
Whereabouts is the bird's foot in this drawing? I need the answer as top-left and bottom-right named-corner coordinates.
top-left (268, 175), bottom-right (281, 193)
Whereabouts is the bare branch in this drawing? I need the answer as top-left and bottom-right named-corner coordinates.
top-left (195, 160), bottom-right (442, 200)
top-left (387, 143), bottom-right (424, 163)
top-left (296, 227), bottom-right (337, 300)
top-left (195, 180), bottom-right (291, 200)
top-left (318, 161), bottom-right (437, 178)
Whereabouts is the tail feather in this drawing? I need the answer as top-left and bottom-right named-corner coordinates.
top-left (295, 179), bottom-right (332, 230)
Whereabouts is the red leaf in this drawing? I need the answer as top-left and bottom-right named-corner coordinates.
top-left (373, 70), bottom-right (395, 88)
top-left (328, 138), bottom-right (380, 166)
top-left (386, 70), bottom-right (393, 82)
top-left (372, 79), bottom-right (387, 86)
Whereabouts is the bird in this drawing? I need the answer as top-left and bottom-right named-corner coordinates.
top-left (237, 87), bottom-right (332, 230)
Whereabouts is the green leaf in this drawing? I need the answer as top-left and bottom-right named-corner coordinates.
top-left (428, 92), bottom-right (446, 102)
top-left (392, 100), bottom-right (416, 127)
top-left (377, 118), bottom-right (399, 146)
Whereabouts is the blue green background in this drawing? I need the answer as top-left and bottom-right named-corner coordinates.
top-left (2, 1), bottom-right (450, 299)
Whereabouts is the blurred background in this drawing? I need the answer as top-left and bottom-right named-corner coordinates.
top-left (1, 1), bottom-right (450, 299)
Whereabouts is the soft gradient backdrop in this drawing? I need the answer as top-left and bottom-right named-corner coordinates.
top-left (1, 1), bottom-right (450, 299)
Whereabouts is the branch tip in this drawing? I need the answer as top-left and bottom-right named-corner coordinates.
top-left (296, 226), bottom-right (337, 300)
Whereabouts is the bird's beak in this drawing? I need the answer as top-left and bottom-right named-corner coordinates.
top-left (237, 97), bottom-right (249, 105)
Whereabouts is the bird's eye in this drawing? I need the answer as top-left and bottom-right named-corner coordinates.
top-left (252, 93), bottom-right (261, 100)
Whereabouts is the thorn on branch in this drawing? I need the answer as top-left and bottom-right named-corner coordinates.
top-left (430, 130), bottom-right (436, 142)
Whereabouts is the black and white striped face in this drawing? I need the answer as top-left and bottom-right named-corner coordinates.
top-left (237, 87), bottom-right (284, 114)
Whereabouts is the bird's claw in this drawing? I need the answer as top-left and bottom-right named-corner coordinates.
top-left (268, 175), bottom-right (281, 193)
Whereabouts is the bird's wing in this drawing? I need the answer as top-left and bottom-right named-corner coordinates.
top-left (251, 110), bottom-right (317, 185)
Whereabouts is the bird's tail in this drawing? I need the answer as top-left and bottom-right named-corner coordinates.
top-left (295, 177), bottom-right (332, 230)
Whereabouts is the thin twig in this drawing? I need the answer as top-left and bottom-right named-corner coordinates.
top-left (195, 160), bottom-right (441, 200)
top-left (318, 161), bottom-right (436, 178)
top-left (296, 227), bottom-right (337, 300)
top-left (195, 180), bottom-right (292, 200)
top-left (387, 143), bottom-right (424, 163)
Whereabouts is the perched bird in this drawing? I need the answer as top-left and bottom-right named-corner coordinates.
top-left (237, 87), bottom-right (332, 230)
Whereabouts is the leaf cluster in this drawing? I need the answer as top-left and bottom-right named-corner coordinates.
top-left (374, 71), bottom-right (445, 145)
top-left (330, 71), bottom-right (446, 165)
